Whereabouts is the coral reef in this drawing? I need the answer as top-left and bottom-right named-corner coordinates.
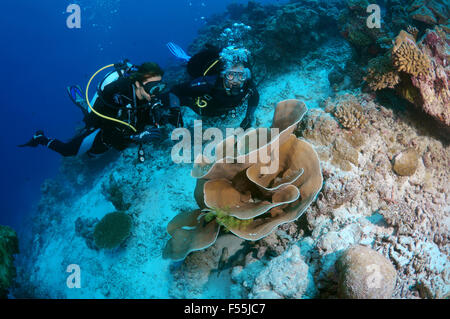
top-left (331, 99), bottom-right (368, 130)
top-left (215, 91), bottom-right (448, 300)
top-left (75, 217), bottom-right (100, 250)
top-left (364, 55), bottom-right (401, 91)
top-left (0, 226), bottom-right (19, 298)
top-left (392, 30), bottom-right (431, 77)
top-left (323, 94), bottom-right (368, 130)
top-left (13, 9), bottom-right (449, 298)
top-left (163, 100), bottom-right (323, 261)
top-left (407, 25), bottom-right (419, 40)
top-left (187, 0), bottom-right (342, 79)
top-left (407, 0), bottom-right (449, 26)
top-left (93, 212), bottom-right (132, 249)
top-left (409, 27), bottom-right (450, 130)
top-left (337, 245), bottom-right (397, 299)
top-left (364, 27), bottom-right (449, 136)
top-left (297, 93), bottom-right (449, 299)
top-left (248, 245), bottom-right (316, 299)
top-left (102, 174), bottom-right (132, 212)
top-left (338, 0), bottom-right (392, 61)
top-left (392, 147), bottom-right (419, 176)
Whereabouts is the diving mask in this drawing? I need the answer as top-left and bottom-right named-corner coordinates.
top-left (143, 81), bottom-right (167, 96)
top-left (225, 70), bottom-right (248, 82)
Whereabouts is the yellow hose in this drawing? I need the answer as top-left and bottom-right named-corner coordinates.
top-left (85, 64), bottom-right (137, 133)
top-left (203, 59), bottom-right (219, 76)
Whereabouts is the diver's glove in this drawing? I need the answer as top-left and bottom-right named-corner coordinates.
top-left (240, 115), bottom-right (255, 130)
top-left (18, 130), bottom-right (50, 147)
top-left (131, 127), bottom-right (163, 144)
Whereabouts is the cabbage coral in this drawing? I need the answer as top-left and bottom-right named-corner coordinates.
top-left (163, 100), bottom-right (323, 261)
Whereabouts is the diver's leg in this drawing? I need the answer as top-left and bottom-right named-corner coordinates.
top-left (46, 130), bottom-right (95, 157)
top-left (18, 130), bottom-right (79, 156)
top-left (44, 129), bottom-right (105, 157)
top-left (83, 130), bottom-right (110, 156)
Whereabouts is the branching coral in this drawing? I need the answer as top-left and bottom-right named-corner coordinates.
top-left (407, 25), bottom-right (419, 40)
top-left (364, 55), bottom-right (401, 91)
top-left (391, 27), bottom-right (450, 132)
top-left (333, 100), bottom-right (368, 130)
top-left (392, 31), bottom-right (431, 77)
top-left (163, 100), bottom-right (323, 261)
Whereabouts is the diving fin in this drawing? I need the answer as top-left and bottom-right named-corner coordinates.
top-left (18, 138), bottom-right (39, 148)
top-left (18, 131), bottom-right (46, 148)
top-left (166, 42), bottom-right (191, 62)
top-left (67, 85), bottom-right (89, 116)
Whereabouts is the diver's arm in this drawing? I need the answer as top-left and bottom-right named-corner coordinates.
top-left (241, 87), bottom-right (260, 129)
top-left (171, 76), bottom-right (217, 99)
top-left (167, 93), bottom-right (184, 127)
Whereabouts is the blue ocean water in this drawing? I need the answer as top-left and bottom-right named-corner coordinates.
top-left (0, 0), bottom-right (287, 229)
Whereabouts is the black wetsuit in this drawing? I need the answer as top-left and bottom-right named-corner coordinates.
top-left (47, 77), bottom-right (182, 157)
top-left (171, 75), bottom-right (259, 120)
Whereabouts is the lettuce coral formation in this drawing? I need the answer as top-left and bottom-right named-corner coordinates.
top-left (163, 100), bottom-right (323, 261)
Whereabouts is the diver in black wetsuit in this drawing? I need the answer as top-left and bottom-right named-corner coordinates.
top-left (170, 46), bottom-right (260, 130)
top-left (20, 62), bottom-right (183, 158)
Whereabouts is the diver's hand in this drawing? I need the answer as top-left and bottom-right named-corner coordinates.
top-left (18, 130), bottom-right (49, 147)
top-left (240, 116), bottom-right (255, 130)
top-left (131, 127), bottom-right (162, 143)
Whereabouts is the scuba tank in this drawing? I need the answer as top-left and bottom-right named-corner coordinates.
top-left (88, 60), bottom-right (138, 111)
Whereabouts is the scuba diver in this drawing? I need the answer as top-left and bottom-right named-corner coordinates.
top-left (19, 61), bottom-right (183, 160)
top-left (168, 44), bottom-right (260, 130)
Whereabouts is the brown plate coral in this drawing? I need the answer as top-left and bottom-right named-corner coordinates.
top-left (163, 100), bottom-right (323, 261)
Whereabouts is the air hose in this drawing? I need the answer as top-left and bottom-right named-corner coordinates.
top-left (85, 64), bottom-right (137, 133)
